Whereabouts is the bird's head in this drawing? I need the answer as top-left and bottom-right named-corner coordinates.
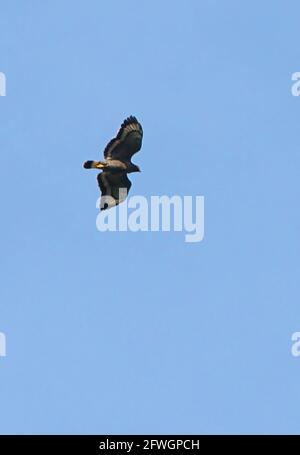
top-left (134, 164), bottom-right (141, 173)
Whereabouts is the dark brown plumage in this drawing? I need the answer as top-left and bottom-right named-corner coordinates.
top-left (83, 116), bottom-right (143, 210)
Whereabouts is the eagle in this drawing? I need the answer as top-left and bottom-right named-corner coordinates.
top-left (83, 116), bottom-right (143, 210)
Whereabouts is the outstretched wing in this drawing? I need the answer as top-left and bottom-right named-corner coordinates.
top-left (97, 172), bottom-right (132, 210)
top-left (103, 116), bottom-right (143, 161)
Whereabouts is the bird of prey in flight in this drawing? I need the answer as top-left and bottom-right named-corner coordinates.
top-left (83, 116), bottom-right (143, 210)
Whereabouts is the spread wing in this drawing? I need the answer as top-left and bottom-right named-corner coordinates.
top-left (97, 172), bottom-right (132, 210)
top-left (103, 116), bottom-right (143, 161)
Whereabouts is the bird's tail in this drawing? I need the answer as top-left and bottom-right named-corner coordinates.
top-left (83, 160), bottom-right (107, 169)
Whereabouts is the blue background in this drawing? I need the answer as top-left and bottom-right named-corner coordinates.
top-left (0, 0), bottom-right (300, 434)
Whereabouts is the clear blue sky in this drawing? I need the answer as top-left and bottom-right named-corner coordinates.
top-left (1, 0), bottom-right (300, 435)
